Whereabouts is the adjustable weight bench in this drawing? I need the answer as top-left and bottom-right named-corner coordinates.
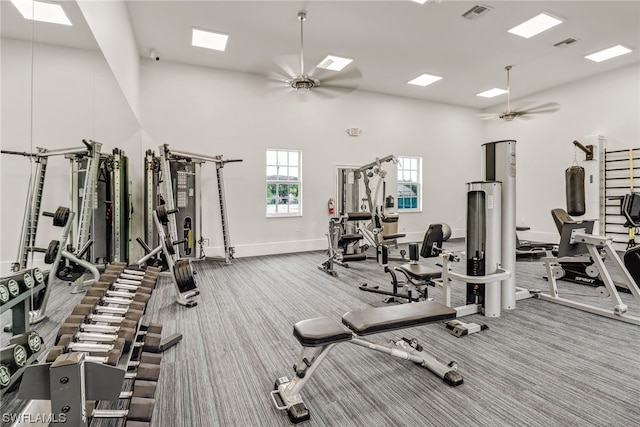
top-left (271, 300), bottom-right (461, 423)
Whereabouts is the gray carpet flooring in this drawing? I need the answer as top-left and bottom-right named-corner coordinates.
top-left (2, 241), bottom-right (640, 426)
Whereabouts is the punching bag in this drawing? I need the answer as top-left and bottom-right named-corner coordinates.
top-left (566, 165), bottom-right (586, 216)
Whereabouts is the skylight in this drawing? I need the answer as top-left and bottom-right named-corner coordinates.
top-left (11, 0), bottom-right (72, 26)
top-left (192, 28), bottom-right (229, 52)
top-left (317, 55), bottom-right (353, 72)
top-left (477, 88), bottom-right (508, 98)
top-left (508, 12), bottom-right (562, 39)
top-left (585, 45), bottom-right (632, 63)
top-left (407, 73), bottom-right (442, 87)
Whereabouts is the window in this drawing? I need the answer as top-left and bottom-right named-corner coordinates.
top-left (397, 156), bottom-right (421, 211)
top-left (266, 149), bottom-right (301, 216)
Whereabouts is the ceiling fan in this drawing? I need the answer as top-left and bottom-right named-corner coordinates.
top-left (260, 11), bottom-right (362, 99)
top-left (482, 66), bottom-right (560, 121)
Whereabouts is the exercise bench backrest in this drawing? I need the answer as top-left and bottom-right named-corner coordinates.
top-left (622, 192), bottom-right (640, 227)
top-left (551, 208), bottom-right (576, 235)
top-left (420, 224), bottom-right (443, 258)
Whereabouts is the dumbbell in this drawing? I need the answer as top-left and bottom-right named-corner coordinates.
top-left (0, 332), bottom-right (43, 389)
top-left (64, 314), bottom-right (139, 331)
top-left (46, 346), bottom-right (122, 366)
top-left (87, 397), bottom-right (155, 423)
top-left (0, 279), bottom-right (19, 304)
top-left (55, 334), bottom-right (126, 355)
top-left (0, 344), bottom-right (27, 389)
top-left (80, 296), bottom-right (147, 312)
top-left (55, 322), bottom-right (137, 349)
top-left (85, 287), bottom-right (152, 304)
top-left (71, 304), bottom-right (144, 323)
top-left (91, 282), bottom-right (152, 299)
top-left (99, 274), bottom-right (158, 292)
top-left (0, 269), bottom-right (46, 306)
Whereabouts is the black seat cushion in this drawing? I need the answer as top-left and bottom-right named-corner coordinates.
top-left (293, 317), bottom-right (352, 347)
top-left (397, 263), bottom-right (441, 280)
top-left (342, 301), bottom-right (456, 336)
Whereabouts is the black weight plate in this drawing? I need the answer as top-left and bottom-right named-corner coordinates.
top-left (165, 236), bottom-right (175, 255)
top-left (173, 259), bottom-right (186, 293)
top-left (156, 205), bottom-right (168, 225)
top-left (53, 206), bottom-right (70, 227)
top-left (45, 240), bottom-right (60, 264)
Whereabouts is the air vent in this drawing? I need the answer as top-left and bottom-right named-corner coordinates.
top-left (553, 38), bottom-right (579, 48)
top-left (461, 4), bottom-right (493, 20)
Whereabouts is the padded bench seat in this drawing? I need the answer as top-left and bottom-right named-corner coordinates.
top-left (397, 264), bottom-right (442, 281)
top-left (294, 317), bottom-right (352, 347)
top-left (342, 301), bottom-right (456, 335)
top-left (293, 301), bottom-right (456, 347)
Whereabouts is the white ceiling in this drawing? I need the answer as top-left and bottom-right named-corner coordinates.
top-left (2, 1), bottom-right (639, 109)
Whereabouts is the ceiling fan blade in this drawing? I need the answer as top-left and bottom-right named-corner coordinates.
top-left (262, 54), bottom-right (298, 82)
top-left (478, 113), bottom-right (500, 120)
top-left (519, 102), bottom-right (561, 115)
top-left (310, 66), bottom-right (363, 91)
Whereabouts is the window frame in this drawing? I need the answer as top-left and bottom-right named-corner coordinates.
top-left (266, 149), bottom-right (302, 217)
top-left (396, 155), bottom-right (422, 212)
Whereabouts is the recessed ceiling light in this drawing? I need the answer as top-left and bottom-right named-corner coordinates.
top-left (477, 88), bottom-right (508, 98)
top-left (317, 55), bottom-right (353, 72)
top-left (411, 0), bottom-right (429, 4)
top-left (407, 73), bottom-right (442, 87)
top-left (508, 12), bottom-right (562, 39)
top-left (585, 45), bottom-right (632, 63)
top-left (192, 28), bottom-right (229, 52)
top-left (11, 0), bottom-right (72, 26)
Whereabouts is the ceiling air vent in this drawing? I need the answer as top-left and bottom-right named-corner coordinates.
top-left (553, 38), bottom-right (580, 48)
top-left (461, 4), bottom-right (493, 20)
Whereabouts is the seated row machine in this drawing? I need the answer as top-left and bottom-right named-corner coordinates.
top-left (318, 212), bottom-right (372, 277)
top-left (271, 301), bottom-right (461, 423)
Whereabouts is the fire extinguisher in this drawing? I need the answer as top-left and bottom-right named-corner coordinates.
top-left (328, 198), bottom-right (335, 215)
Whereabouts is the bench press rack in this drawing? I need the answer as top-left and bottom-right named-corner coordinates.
top-left (271, 301), bottom-right (461, 423)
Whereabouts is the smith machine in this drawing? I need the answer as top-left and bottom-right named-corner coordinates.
top-left (142, 145), bottom-right (242, 264)
top-left (1, 141), bottom-right (131, 325)
top-left (136, 145), bottom-right (241, 307)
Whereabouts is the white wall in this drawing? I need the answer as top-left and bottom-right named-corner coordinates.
top-left (482, 62), bottom-right (640, 244)
top-left (140, 59), bottom-right (483, 257)
top-left (0, 39), bottom-right (141, 274)
top-left (3, 38), bottom-right (638, 265)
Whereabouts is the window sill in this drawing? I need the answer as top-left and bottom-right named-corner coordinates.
top-left (396, 209), bottom-right (422, 213)
top-left (266, 213), bottom-right (303, 219)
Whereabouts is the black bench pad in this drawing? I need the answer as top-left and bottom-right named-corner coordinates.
top-left (342, 301), bottom-right (456, 336)
top-left (294, 317), bottom-right (352, 347)
top-left (397, 264), bottom-right (442, 280)
top-left (380, 233), bottom-right (406, 240)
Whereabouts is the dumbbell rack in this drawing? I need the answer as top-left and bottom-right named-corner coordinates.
top-left (0, 331), bottom-right (45, 397)
top-left (18, 263), bottom-right (180, 426)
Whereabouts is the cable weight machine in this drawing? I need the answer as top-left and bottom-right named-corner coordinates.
top-left (143, 145), bottom-right (242, 265)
